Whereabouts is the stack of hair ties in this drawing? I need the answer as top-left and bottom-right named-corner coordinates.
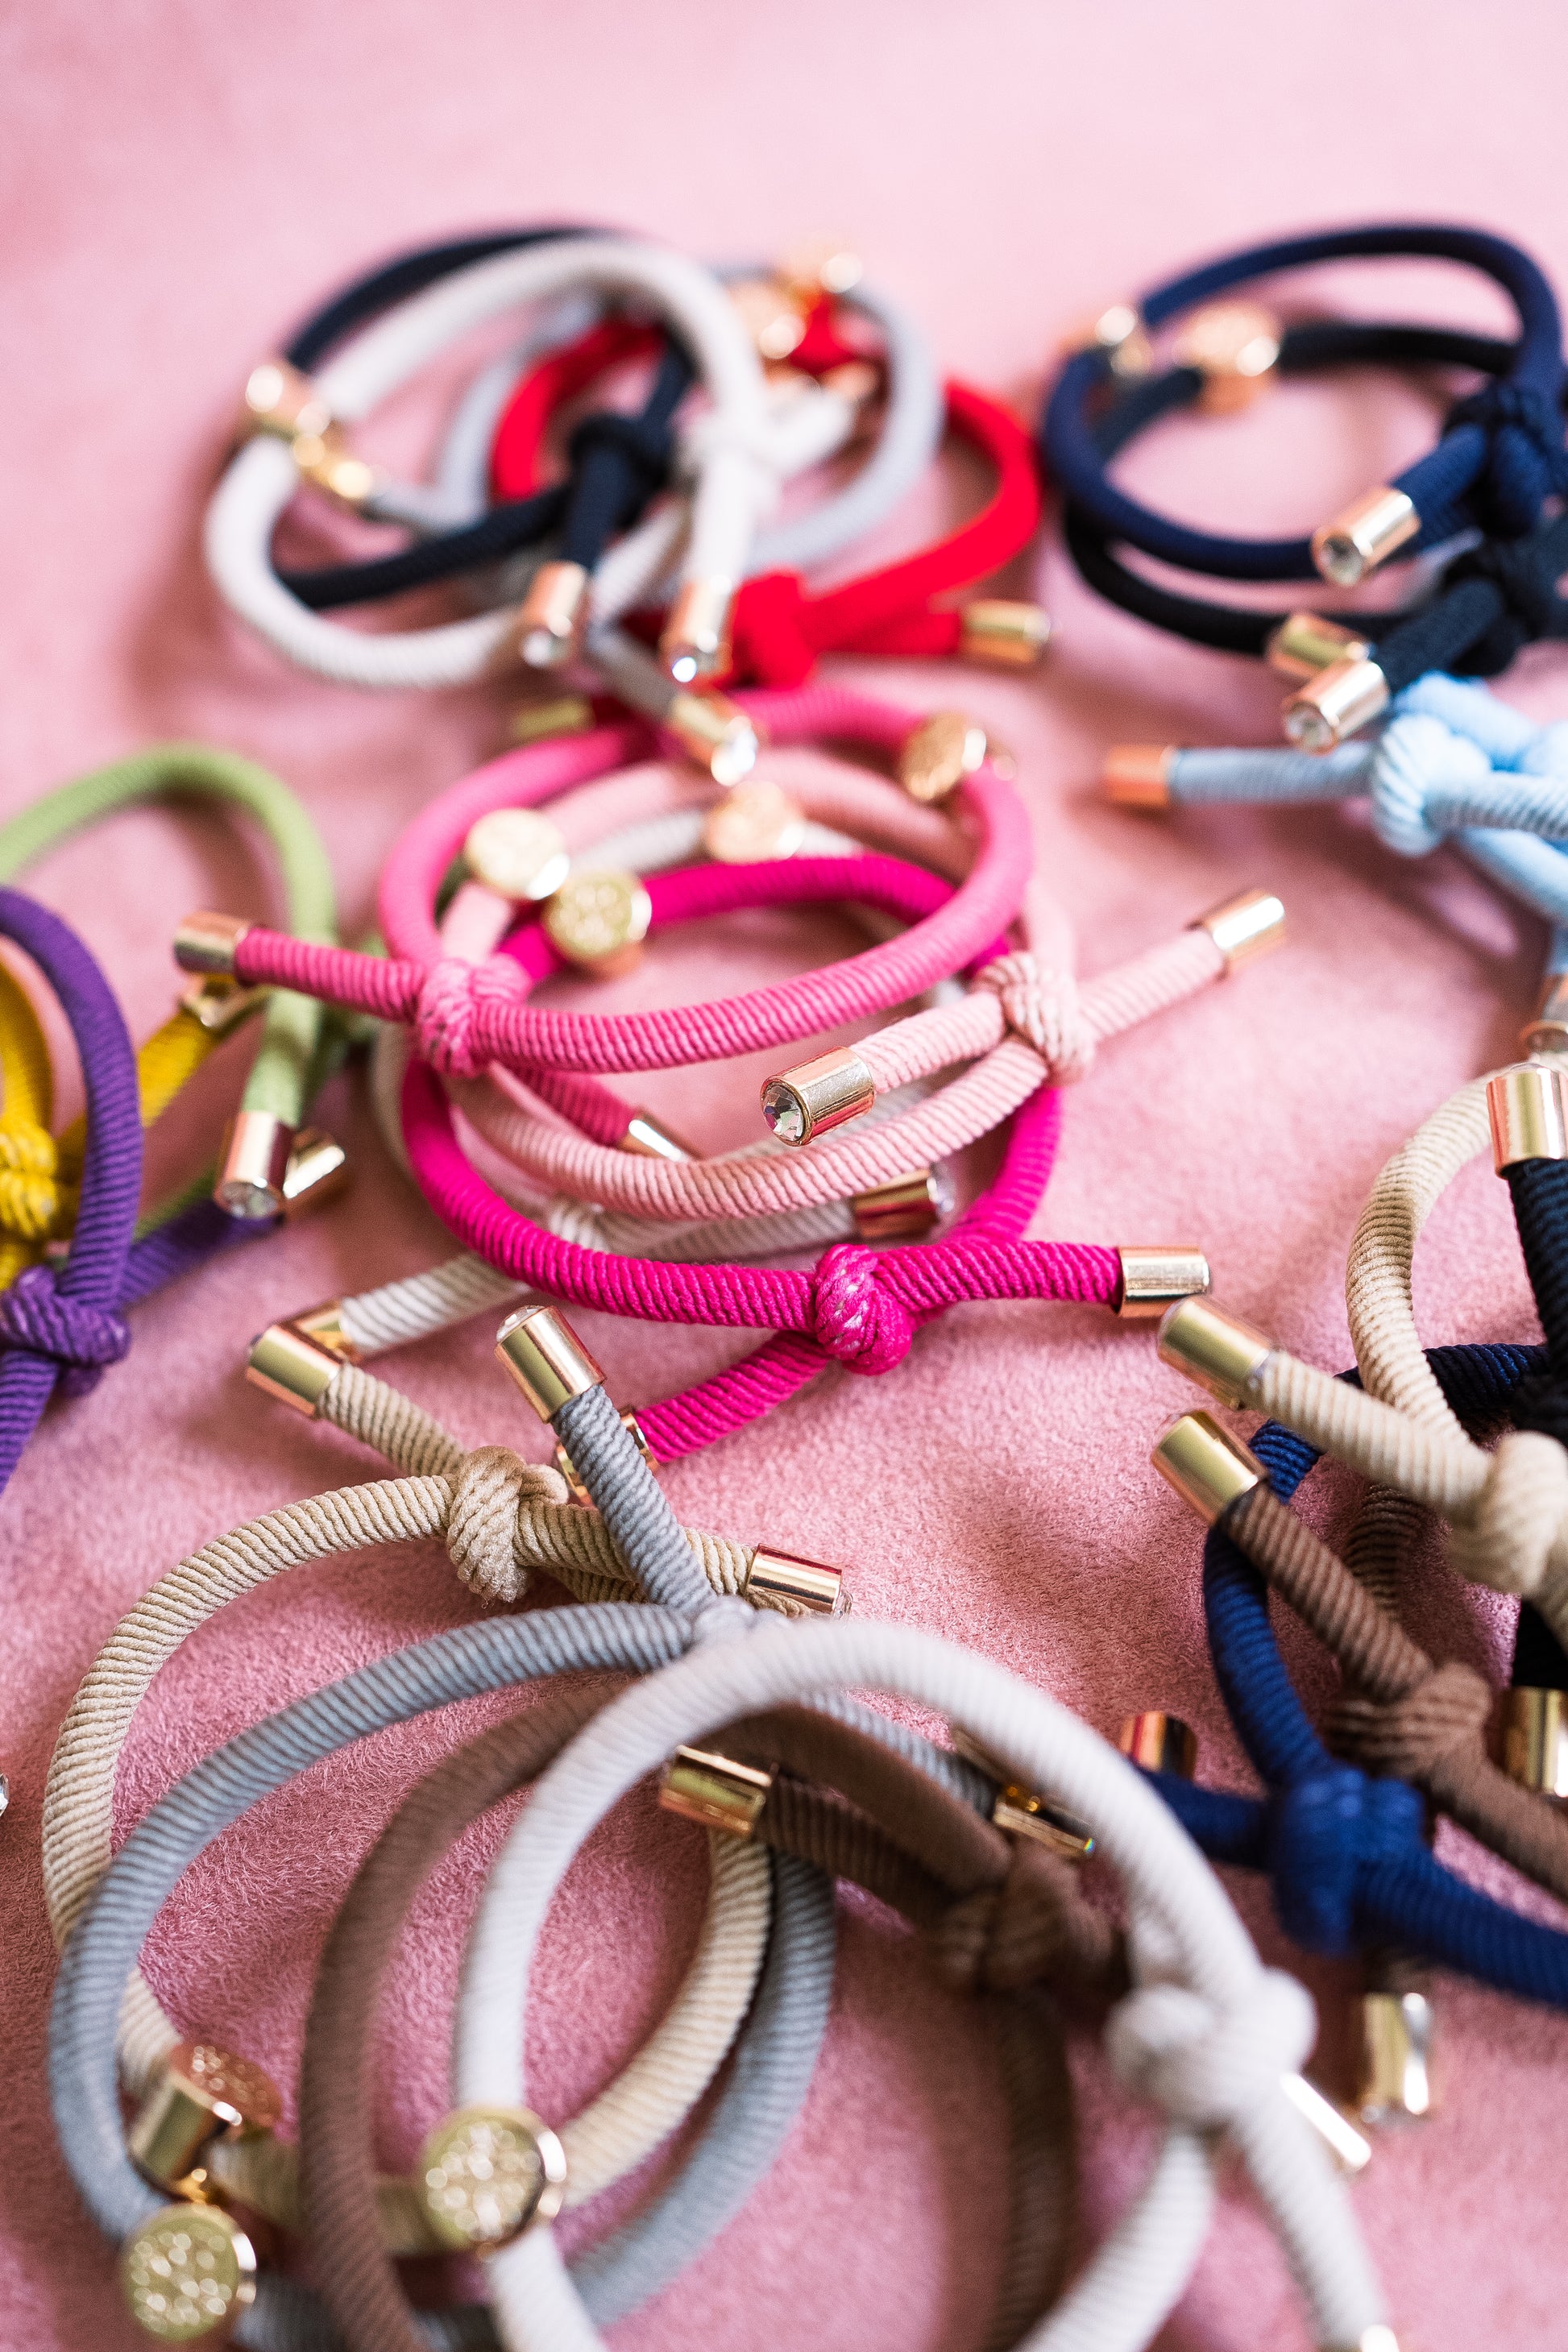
top-left (25, 212), bottom-right (1568, 2352)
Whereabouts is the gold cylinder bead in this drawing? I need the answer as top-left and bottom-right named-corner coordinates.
top-left (1264, 612), bottom-right (1374, 682)
top-left (1158, 1296), bottom-right (1274, 1405)
top-left (759, 1047), bottom-right (876, 1146)
top-left (1520, 972), bottom-right (1568, 1061)
top-left (1151, 1410), bottom-right (1265, 1524)
top-left (495, 1305), bottom-right (604, 1421)
top-left (129, 2042), bottom-right (282, 2195)
top-left (1102, 745), bottom-right (1175, 809)
top-left (702, 780), bottom-right (807, 864)
top-left (1118, 1711), bottom-right (1198, 1777)
top-left (173, 912), bottom-right (251, 977)
top-left (243, 357), bottom-right (332, 442)
top-left (121, 2203), bottom-right (259, 2343)
top-left (660, 577), bottom-right (735, 683)
top-left (1487, 1064), bottom-right (1568, 1170)
top-left (554, 1408), bottom-right (658, 1505)
top-left (1311, 486), bottom-right (1420, 588)
top-left (542, 869), bottom-right (652, 977)
top-left (281, 1127), bottom-right (350, 1217)
top-left (1281, 656), bottom-right (1392, 753)
top-left (1171, 299), bottom-right (1281, 413)
top-left (745, 1546), bottom-right (847, 1616)
top-left (463, 808), bottom-right (570, 902)
top-left (851, 1168), bottom-right (948, 1243)
top-left (1500, 1686), bottom-right (1568, 1796)
top-left (950, 1728), bottom-right (1093, 1856)
top-left (508, 692), bottom-right (596, 746)
top-left (417, 2106), bottom-right (568, 2251)
top-left (1080, 301), bottom-right (1153, 378)
top-left (959, 599), bottom-right (1052, 667)
top-left (659, 1745), bottom-right (774, 1836)
top-left (664, 691), bottom-right (759, 785)
top-left (1192, 886), bottom-right (1287, 969)
top-left (176, 973), bottom-right (266, 1037)
top-left (245, 1320), bottom-right (351, 1416)
top-left (1114, 1244), bottom-right (1210, 1318)
top-left (620, 1109), bottom-right (697, 1161)
top-left (898, 711), bottom-right (989, 804)
top-left (214, 1111), bottom-right (292, 1223)
top-left (1357, 1989), bottom-right (1434, 2122)
top-left (516, 560), bottom-right (590, 668)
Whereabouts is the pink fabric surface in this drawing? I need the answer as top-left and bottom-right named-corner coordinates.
top-left (5, 5), bottom-right (1568, 2346)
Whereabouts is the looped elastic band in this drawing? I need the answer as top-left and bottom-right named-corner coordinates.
top-left (1445, 376), bottom-right (1568, 537)
top-left (0, 1263), bottom-right (131, 1397)
top-left (977, 953), bottom-right (1096, 1081)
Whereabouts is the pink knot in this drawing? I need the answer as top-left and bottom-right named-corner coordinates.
top-left (809, 1243), bottom-right (916, 1375)
top-left (413, 957), bottom-right (522, 1077)
top-left (978, 954), bottom-right (1095, 1082)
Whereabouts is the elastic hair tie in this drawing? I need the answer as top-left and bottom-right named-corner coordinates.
top-left (0, 743), bottom-right (342, 1227)
top-left (446, 1615), bottom-right (1390, 2352)
top-left (209, 236), bottom-right (774, 691)
top-left (1045, 221), bottom-right (1566, 584)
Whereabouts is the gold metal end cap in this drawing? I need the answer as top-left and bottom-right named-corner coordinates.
top-left (949, 1728), bottom-right (1093, 1856)
top-left (243, 357), bottom-right (331, 441)
top-left (620, 1108), bottom-right (698, 1162)
top-left (173, 912), bottom-right (251, 977)
top-left (702, 779), bottom-right (807, 865)
top-left (898, 710), bottom-right (989, 804)
top-left (121, 2202), bottom-right (258, 2342)
top-left (666, 690), bottom-right (760, 786)
top-left (1520, 973), bottom-right (1568, 1061)
top-left (745, 1546), bottom-right (847, 1616)
top-left (660, 577), bottom-right (736, 684)
top-left (1280, 656), bottom-right (1391, 753)
top-left (464, 807), bottom-right (570, 903)
top-left (245, 1321), bottom-right (347, 1417)
top-left (1264, 612), bottom-right (1373, 682)
top-left (1171, 299), bottom-right (1281, 412)
top-left (129, 2042), bottom-right (282, 2193)
top-left (1358, 1989), bottom-right (1433, 2126)
top-left (1311, 486), bottom-right (1420, 588)
top-left (959, 599), bottom-right (1052, 667)
top-left (1102, 745), bottom-right (1175, 808)
top-left (852, 1168), bottom-right (949, 1245)
top-left (1157, 1296), bottom-right (1274, 1406)
top-left (1487, 1064), bottom-right (1568, 1170)
top-left (1118, 1711), bottom-right (1198, 1777)
top-left (281, 1128), bottom-right (349, 1218)
top-left (214, 1112), bottom-right (292, 1224)
top-left (508, 691), bottom-right (596, 746)
top-left (1500, 1686), bottom-right (1568, 1796)
top-left (778, 234), bottom-right (862, 300)
top-left (1151, 1409), bottom-right (1265, 1524)
top-left (659, 1745), bottom-right (774, 1836)
top-left (759, 1047), bottom-right (876, 1147)
top-left (1080, 302), bottom-right (1152, 377)
top-left (496, 1305), bottom-right (604, 1421)
top-left (177, 973), bottom-right (266, 1038)
top-left (1193, 886), bottom-right (1286, 969)
top-left (418, 2105), bottom-right (567, 2252)
top-left (554, 1408), bottom-right (658, 1505)
top-left (516, 560), bottom-right (590, 669)
top-left (1114, 1244), bottom-right (1210, 1318)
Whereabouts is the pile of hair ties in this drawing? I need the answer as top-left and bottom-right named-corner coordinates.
top-left (26, 212), bottom-right (1568, 2352)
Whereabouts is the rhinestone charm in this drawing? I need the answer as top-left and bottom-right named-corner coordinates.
top-left (417, 2104), bottom-right (568, 2251)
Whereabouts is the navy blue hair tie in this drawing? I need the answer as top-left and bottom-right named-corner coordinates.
top-left (1044, 222), bottom-right (1568, 586)
top-left (1147, 1342), bottom-right (1568, 2004)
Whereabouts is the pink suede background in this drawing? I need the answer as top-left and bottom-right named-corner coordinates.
top-left (4, 4), bottom-right (1568, 2344)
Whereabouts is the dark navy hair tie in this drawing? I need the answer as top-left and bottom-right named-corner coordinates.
top-left (1149, 1342), bottom-right (1568, 2005)
top-left (1046, 222), bottom-right (1567, 589)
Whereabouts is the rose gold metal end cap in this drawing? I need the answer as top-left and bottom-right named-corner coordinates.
top-left (745, 1547), bottom-right (848, 1616)
top-left (759, 1047), bottom-right (876, 1147)
top-left (516, 561), bottom-right (590, 670)
top-left (665, 691), bottom-right (760, 786)
top-left (245, 1320), bottom-right (350, 1417)
top-left (620, 1109), bottom-right (698, 1162)
top-left (281, 1128), bottom-right (350, 1218)
top-left (173, 912), bottom-right (251, 977)
top-left (1520, 971), bottom-right (1568, 1061)
top-left (1151, 1409), bottom-right (1265, 1524)
top-left (1264, 612), bottom-right (1374, 682)
top-left (1193, 886), bottom-right (1286, 969)
top-left (1117, 1711), bottom-right (1198, 1777)
top-left (959, 599), bottom-right (1052, 667)
top-left (214, 1112), bottom-right (292, 1223)
top-left (1172, 299), bottom-right (1281, 413)
top-left (1102, 745), bottom-right (1175, 808)
top-left (1157, 1296), bottom-right (1275, 1407)
top-left (1358, 1991), bottom-right (1434, 2125)
top-left (508, 691), bottom-right (596, 746)
top-left (495, 1305), bottom-right (604, 1421)
top-left (659, 1745), bottom-right (774, 1836)
top-left (1281, 657), bottom-right (1392, 753)
top-left (851, 1168), bottom-right (950, 1244)
top-left (1311, 486), bottom-right (1420, 588)
top-left (554, 1408), bottom-right (658, 1505)
top-left (1114, 1244), bottom-right (1210, 1317)
top-left (659, 578), bottom-right (736, 684)
top-left (1500, 1686), bottom-right (1568, 1796)
top-left (1487, 1064), bottom-right (1568, 1170)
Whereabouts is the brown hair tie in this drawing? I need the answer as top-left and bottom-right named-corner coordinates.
top-left (297, 1696), bottom-right (1106, 2352)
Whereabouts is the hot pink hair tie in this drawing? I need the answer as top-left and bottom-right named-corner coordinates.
top-left (173, 687), bottom-right (1032, 1089)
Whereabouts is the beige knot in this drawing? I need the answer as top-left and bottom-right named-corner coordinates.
top-left (1324, 1657), bottom-right (1494, 1779)
top-left (923, 1840), bottom-right (1126, 1997)
top-left (446, 1446), bottom-right (571, 1605)
top-left (978, 953), bottom-right (1095, 1082)
top-left (1446, 1429), bottom-right (1568, 1597)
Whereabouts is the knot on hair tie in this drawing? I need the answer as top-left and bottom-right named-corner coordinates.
top-left (686, 1594), bottom-right (764, 1646)
top-left (1106, 1967), bottom-right (1314, 2134)
top-left (1446, 1427), bottom-right (1568, 1598)
top-left (807, 1242), bottom-right (916, 1375)
top-left (977, 954), bottom-right (1096, 1081)
top-left (446, 1445), bottom-right (571, 1606)
top-left (413, 957), bottom-right (524, 1078)
top-left (1446, 380), bottom-right (1568, 537)
top-left (925, 1840), bottom-right (1126, 1996)
top-left (1441, 530), bottom-right (1566, 676)
top-left (1262, 1762), bottom-right (1425, 1954)
top-left (1324, 1657), bottom-right (1494, 1780)
top-left (1367, 712), bottom-right (1496, 856)
top-left (566, 406), bottom-right (675, 500)
top-left (725, 571), bottom-right (818, 688)
top-left (0, 1120), bottom-right (68, 1242)
top-left (0, 1263), bottom-right (130, 1397)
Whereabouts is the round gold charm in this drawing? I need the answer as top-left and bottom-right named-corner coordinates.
top-left (897, 711), bottom-right (989, 804)
top-left (543, 869), bottom-right (653, 975)
top-left (164, 2044), bottom-right (282, 2134)
top-left (120, 2204), bottom-right (257, 2342)
top-left (702, 780), bottom-right (807, 865)
top-left (417, 2105), bottom-right (569, 2252)
top-left (464, 808), bottom-right (571, 903)
top-left (1171, 300), bottom-right (1280, 412)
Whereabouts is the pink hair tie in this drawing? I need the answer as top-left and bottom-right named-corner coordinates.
top-left (178, 687), bottom-right (1033, 1085)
